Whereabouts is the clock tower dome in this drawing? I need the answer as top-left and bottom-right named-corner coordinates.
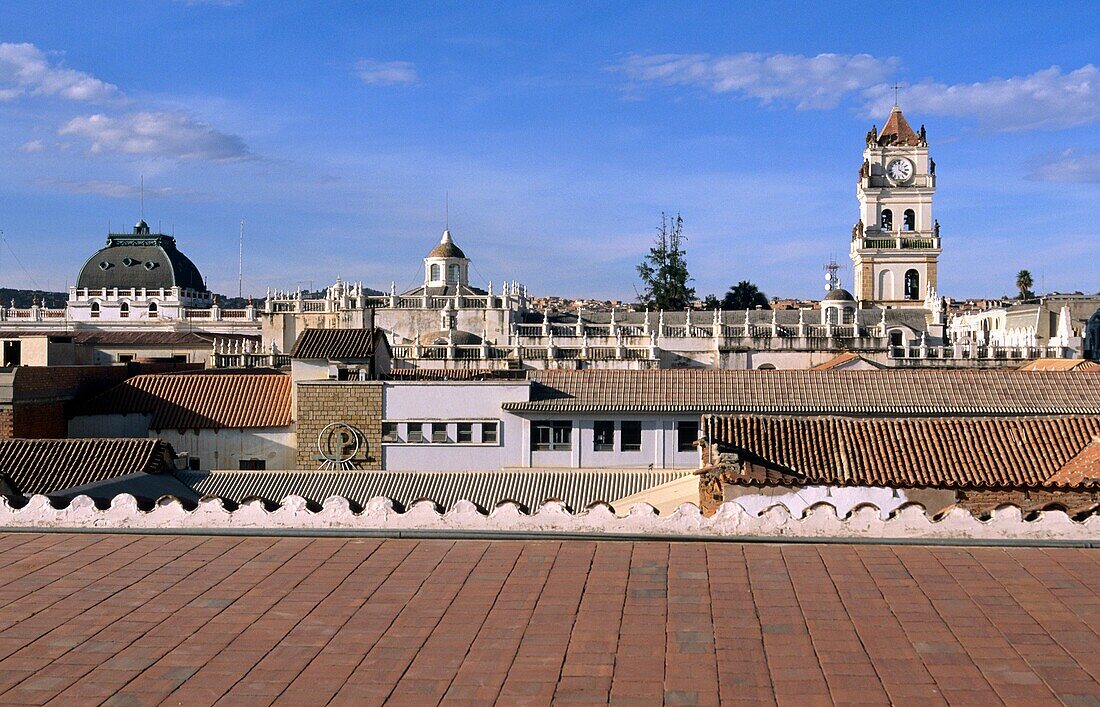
top-left (850, 105), bottom-right (941, 308)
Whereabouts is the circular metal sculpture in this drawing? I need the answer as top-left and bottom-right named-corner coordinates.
top-left (317, 422), bottom-right (362, 470)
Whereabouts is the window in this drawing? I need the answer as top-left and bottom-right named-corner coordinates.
top-left (447, 263), bottom-right (460, 284)
top-left (119, 302), bottom-right (130, 318)
top-left (90, 301), bottom-right (100, 318)
top-left (188, 457), bottom-right (201, 471)
top-left (382, 422), bottom-right (400, 442)
top-left (117, 354), bottom-right (134, 363)
top-left (457, 422), bottom-right (473, 443)
top-left (148, 301), bottom-right (158, 318)
top-left (903, 209), bottom-right (916, 232)
top-left (239, 459), bottom-right (266, 470)
top-left (2, 341), bottom-right (21, 367)
top-left (880, 209), bottom-right (893, 230)
top-left (843, 306), bottom-right (855, 324)
top-left (430, 264), bottom-right (441, 281)
top-left (431, 423), bottom-right (449, 443)
top-left (677, 420), bottom-right (698, 453)
top-left (889, 330), bottom-right (904, 348)
top-left (757, 363), bottom-right (776, 370)
top-left (593, 421), bottom-right (615, 451)
top-left (407, 423), bottom-right (425, 443)
top-left (171, 354), bottom-right (188, 363)
top-left (532, 421), bottom-right (571, 451)
top-left (481, 422), bottom-right (498, 444)
top-left (904, 269), bottom-right (920, 300)
top-left (620, 421), bottom-right (642, 452)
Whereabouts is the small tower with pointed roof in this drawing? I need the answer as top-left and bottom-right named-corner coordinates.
top-left (423, 229), bottom-right (470, 290)
top-left (851, 104), bottom-right (940, 308)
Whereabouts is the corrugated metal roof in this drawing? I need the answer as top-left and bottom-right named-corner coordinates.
top-left (291, 328), bottom-right (385, 360)
top-left (78, 373), bottom-right (293, 429)
top-left (0, 438), bottom-right (174, 496)
top-left (173, 469), bottom-right (693, 511)
top-left (705, 415), bottom-right (1100, 490)
top-left (503, 369), bottom-right (1100, 415)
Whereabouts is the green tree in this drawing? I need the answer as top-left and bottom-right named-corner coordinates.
top-left (636, 212), bottom-right (695, 310)
top-left (722, 280), bottom-right (770, 310)
top-left (701, 294), bottom-right (721, 310)
top-left (1015, 270), bottom-right (1034, 300)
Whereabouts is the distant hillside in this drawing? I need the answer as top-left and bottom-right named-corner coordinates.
top-left (0, 289), bottom-right (68, 309)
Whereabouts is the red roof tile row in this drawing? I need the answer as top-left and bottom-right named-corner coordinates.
top-left (704, 414), bottom-right (1100, 490)
top-left (78, 373), bottom-right (293, 429)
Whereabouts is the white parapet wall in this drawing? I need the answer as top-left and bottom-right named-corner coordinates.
top-left (1, 494), bottom-right (1097, 543)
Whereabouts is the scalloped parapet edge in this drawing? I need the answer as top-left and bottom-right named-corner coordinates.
top-left (0, 495), bottom-right (1096, 541)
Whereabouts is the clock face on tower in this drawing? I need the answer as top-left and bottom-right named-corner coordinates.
top-left (887, 158), bottom-right (914, 182)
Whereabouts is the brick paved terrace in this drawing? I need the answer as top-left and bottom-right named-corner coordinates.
top-left (0, 533), bottom-right (1098, 705)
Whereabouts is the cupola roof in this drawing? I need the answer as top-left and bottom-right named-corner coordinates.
top-left (426, 229), bottom-right (467, 259)
top-left (823, 288), bottom-right (856, 302)
top-left (876, 106), bottom-right (922, 147)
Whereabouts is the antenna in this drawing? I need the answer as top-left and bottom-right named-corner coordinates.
top-left (238, 218), bottom-right (244, 299)
top-left (140, 175), bottom-right (144, 220)
top-left (445, 191), bottom-right (449, 230)
top-left (824, 259), bottom-right (841, 292)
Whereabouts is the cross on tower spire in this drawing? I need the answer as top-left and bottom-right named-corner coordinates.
top-left (891, 83), bottom-right (901, 107)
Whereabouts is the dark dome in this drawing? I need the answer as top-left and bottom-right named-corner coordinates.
top-left (76, 223), bottom-right (207, 292)
top-left (421, 329), bottom-right (482, 346)
top-left (426, 229), bottom-right (467, 259)
top-left (823, 288), bottom-right (855, 302)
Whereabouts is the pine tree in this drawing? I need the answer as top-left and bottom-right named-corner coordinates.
top-left (636, 212), bottom-right (695, 310)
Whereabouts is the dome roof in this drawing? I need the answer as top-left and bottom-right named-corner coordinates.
top-left (426, 229), bottom-right (467, 259)
top-left (823, 288), bottom-right (855, 302)
top-left (420, 329), bottom-right (482, 346)
top-left (76, 222), bottom-right (207, 292)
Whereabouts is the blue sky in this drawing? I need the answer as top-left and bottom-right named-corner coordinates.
top-left (1, 1), bottom-right (1099, 300)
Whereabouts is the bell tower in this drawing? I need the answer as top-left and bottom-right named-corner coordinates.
top-left (850, 105), bottom-right (941, 308)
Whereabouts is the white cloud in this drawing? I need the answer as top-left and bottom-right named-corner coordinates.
top-left (36, 177), bottom-right (204, 199)
top-left (613, 52), bottom-right (897, 109)
top-left (58, 111), bottom-right (253, 161)
top-left (0, 42), bottom-right (119, 102)
top-left (354, 59), bottom-right (418, 86)
top-left (862, 65), bottom-right (1100, 132)
top-left (18, 139), bottom-right (45, 153)
top-left (1029, 149), bottom-right (1100, 183)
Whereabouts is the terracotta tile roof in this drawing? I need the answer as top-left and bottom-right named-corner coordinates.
top-left (0, 438), bottom-right (175, 496)
top-left (1046, 438), bottom-right (1100, 486)
top-left (810, 352), bottom-right (884, 370)
top-left (504, 369), bottom-right (1100, 415)
top-left (78, 372), bottom-right (293, 429)
top-left (703, 415), bottom-right (1100, 490)
top-left (1018, 358), bottom-right (1100, 371)
top-left (174, 468), bottom-right (692, 511)
top-left (291, 328), bottom-right (387, 360)
top-left (877, 106), bottom-right (922, 146)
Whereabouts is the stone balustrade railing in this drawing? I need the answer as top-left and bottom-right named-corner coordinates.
top-left (889, 343), bottom-right (1070, 360)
